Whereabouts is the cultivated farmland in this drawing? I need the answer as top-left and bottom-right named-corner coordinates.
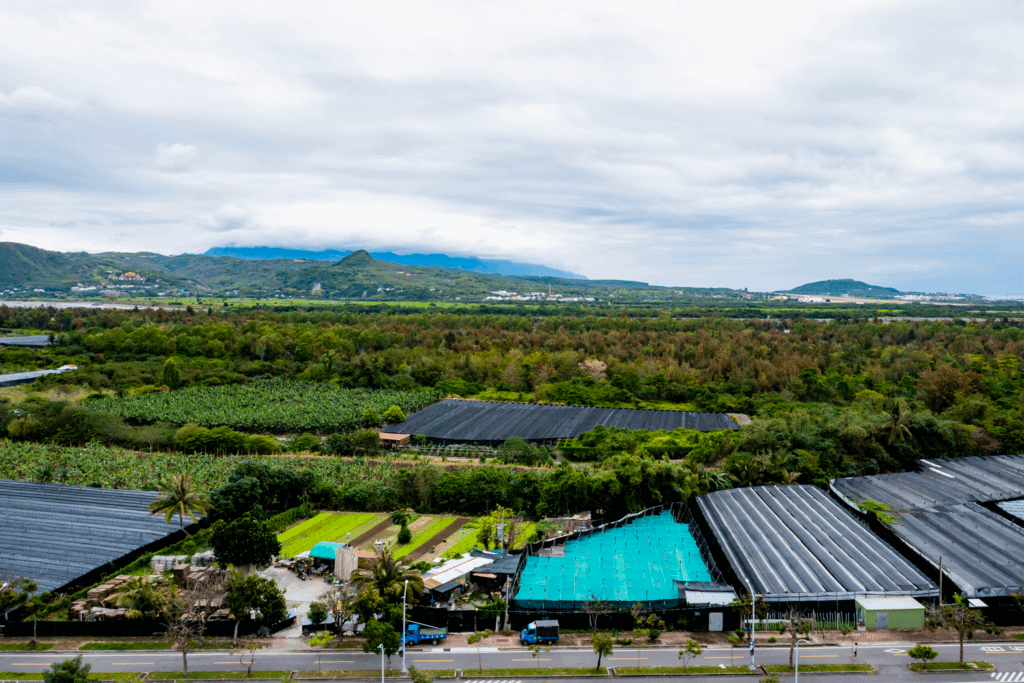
top-left (279, 512), bottom-right (383, 557)
top-left (89, 380), bottom-right (439, 432)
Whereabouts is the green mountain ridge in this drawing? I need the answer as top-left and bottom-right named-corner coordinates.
top-left (0, 242), bottom-right (749, 303)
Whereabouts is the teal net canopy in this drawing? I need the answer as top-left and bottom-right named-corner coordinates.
top-left (513, 510), bottom-right (713, 610)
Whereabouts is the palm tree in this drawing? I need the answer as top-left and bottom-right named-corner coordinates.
top-left (883, 398), bottom-right (913, 445)
top-left (351, 546), bottom-right (424, 602)
top-left (148, 473), bottom-right (212, 532)
top-left (111, 576), bottom-right (171, 620)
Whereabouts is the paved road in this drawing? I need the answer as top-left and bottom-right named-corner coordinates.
top-left (4, 641), bottom-right (1024, 681)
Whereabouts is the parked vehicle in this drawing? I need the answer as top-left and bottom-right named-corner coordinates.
top-left (404, 622), bottom-right (448, 645)
top-left (520, 619), bottom-right (559, 645)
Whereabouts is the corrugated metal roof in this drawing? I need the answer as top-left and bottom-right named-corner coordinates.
top-left (0, 368), bottom-right (73, 387)
top-left (697, 485), bottom-right (937, 600)
top-left (423, 556), bottom-right (493, 586)
top-left (0, 335), bottom-right (51, 348)
top-left (833, 456), bottom-right (1024, 598)
top-left (0, 479), bottom-right (197, 593)
top-left (997, 499), bottom-right (1024, 522)
top-left (855, 596), bottom-right (924, 611)
top-left (383, 399), bottom-right (738, 443)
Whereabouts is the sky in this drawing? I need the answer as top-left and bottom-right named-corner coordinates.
top-left (1, 1), bottom-right (1023, 295)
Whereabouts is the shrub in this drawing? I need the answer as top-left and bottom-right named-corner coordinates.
top-left (245, 435), bottom-right (283, 455)
top-left (325, 432), bottom-right (354, 455)
top-left (290, 432), bottom-right (321, 453)
top-left (382, 405), bottom-right (406, 424)
top-left (397, 524), bottom-right (412, 544)
top-left (361, 408), bottom-right (381, 428)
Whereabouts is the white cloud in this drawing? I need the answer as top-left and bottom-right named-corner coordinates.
top-left (0, 86), bottom-right (77, 111)
top-left (0, 1), bottom-right (1022, 293)
top-left (207, 203), bottom-right (250, 231)
top-left (154, 143), bottom-right (198, 171)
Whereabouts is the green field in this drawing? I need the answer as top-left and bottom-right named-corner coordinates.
top-left (394, 516), bottom-right (456, 558)
top-left (442, 527), bottom-right (481, 559)
top-left (89, 380), bottom-right (438, 432)
top-left (279, 512), bottom-right (380, 557)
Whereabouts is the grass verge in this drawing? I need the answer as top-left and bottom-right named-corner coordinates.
top-left (146, 672), bottom-right (289, 680)
top-left (462, 668), bottom-right (608, 677)
top-left (765, 664), bottom-right (875, 673)
top-left (0, 644), bottom-right (55, 651)
top-left (616, 666), bottom-right (751, 675)
top-left (1013, 634), bottom-right (1024, 641)
top-left (297, 671), bottom-right (454, 679)
top-left (908, 661), bottom-right (993, 672)
top-left (81, 643), bottom-right (173, 651)
top-left (0, 674), bottom-right (139, 681)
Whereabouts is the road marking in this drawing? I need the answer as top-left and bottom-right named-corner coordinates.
top-left (413, 660), bottom-right (453, 662)
top-left (320, 660), bottom-right (355, 663)
top-left (510, 658), bottom-right (551, 661)
top-left (608, 657), bottom-right (648, 660)
top-left (993, 674), bottom-right (1024, 682)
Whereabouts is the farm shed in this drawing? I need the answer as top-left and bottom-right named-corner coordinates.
top-left (378, 432), bottom-right (410, 448)
top-left (0, 479), bottom-right (200, 593)
top-left (696, 485), bottom-right (937, 602)
top-left (0, 365), bottom-right (75, 387)
top-left (997, 499), bottom-right (1024, 523)
top-left (855, 596), bottom-right (925, 629)
top-left (0, 335), bottom-right (52, 348)
top-left (833, 456), bottom-right (1024, 599)
top-left (383, 399), bottom-right (738, 444)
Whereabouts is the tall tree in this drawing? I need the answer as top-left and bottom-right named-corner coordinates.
top-left (362, 620), bottom-right (401, 671)
top-left (210, 514), bottom-right (282, 570)
top-left (148, 473), bottom-right (211, 532)
top-left (927, 595), bottom-right (991, 665)
top-left (223, 570), bottom-right (287, 645)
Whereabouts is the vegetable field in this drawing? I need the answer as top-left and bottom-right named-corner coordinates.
top-left (89, 380), bottom-right (439, 432)
top-left (393, 516), bottom-right (456, 558)
top-left (279, 512), bottom-right (382, 557)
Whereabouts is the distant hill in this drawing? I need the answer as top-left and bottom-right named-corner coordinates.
top-left (0, 241), bottom-right (759, 304)
top-left (204, 246), bottom-right (588, 280)
top-left (781, 279), bottom-right (902, 297)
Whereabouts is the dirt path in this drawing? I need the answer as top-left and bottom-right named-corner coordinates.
top-left (348, 517), bottom-right (393, 550)
top-left (407, 516), bottom-right (471, 561)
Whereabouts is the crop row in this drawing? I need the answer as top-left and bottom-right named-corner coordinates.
top-left (278, 512), bottom-right (334, 543)
top-left (89, 380), bottom-right (439, 432)
top-left (280, 512), bottom-right (378, 558)
top-left (0, 440), bottom-right (399, 494)
top-left (394, 516), bottom-right (457, 559)
top-left (441, 528), bottom-right (481, 559)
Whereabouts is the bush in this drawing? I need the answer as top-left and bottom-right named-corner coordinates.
top-left (397, 523), bottom-right (412, 544)
top-left (290, 432), bottom-right (321, 453)
top-left (647, 628), bottom-right (660, 642)
top-left (308, 601), bottom-right (328, 626)
top-left (361, 408), bottom-right (381, 428)
top-left (382, 405), bottom-right (406, 424)
top-left (325, 432), bottom-right (354, 455)
top-left (244, 434), bottom-right (283, 455)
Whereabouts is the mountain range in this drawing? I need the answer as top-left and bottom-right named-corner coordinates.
top-left (204, 246), bottom-right (587, 280)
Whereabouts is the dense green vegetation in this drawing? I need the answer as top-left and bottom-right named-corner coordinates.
top-left (2, 302), bottom-right (1023, 521)
top-left (89, 381), bottom-right (435, 432)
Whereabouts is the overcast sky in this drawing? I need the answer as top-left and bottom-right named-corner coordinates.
top-left (2, 1), bottom-right (1023, 294)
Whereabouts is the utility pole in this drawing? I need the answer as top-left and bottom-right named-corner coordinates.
top-left (401, 579), bottom-right (408, 674)
top-left (938, 556), bottom-right (943, 607)
top-left (380, 643), bottom-right (385, 683)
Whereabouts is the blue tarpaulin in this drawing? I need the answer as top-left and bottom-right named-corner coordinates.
top-left (309, 541), bottom-right (346, 560)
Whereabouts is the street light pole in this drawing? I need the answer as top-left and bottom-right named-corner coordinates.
top-left (749, 590), bottom-right (756, 669)
top-left (401, 579), bottom-right (409, 674)
top-left (379, 643), bottom-right (385, 683)
top-left (795, 638), bottom-right (810, 683)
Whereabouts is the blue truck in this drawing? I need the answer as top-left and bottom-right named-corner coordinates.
top-left (520, 619), bottom-right (559, 645)
top-left (404, 622), bottom-right (448, 646)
